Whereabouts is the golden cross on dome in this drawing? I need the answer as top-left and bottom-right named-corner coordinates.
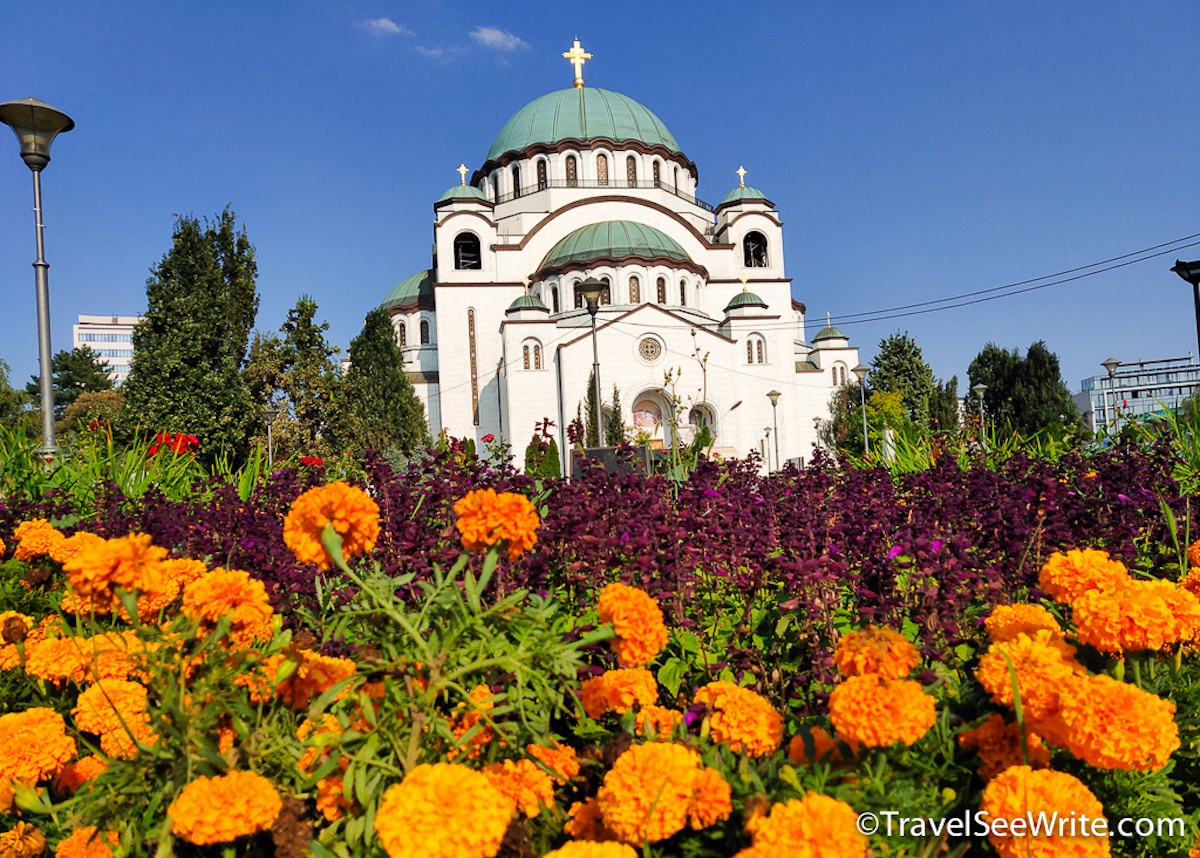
top-left (522, 276), bottom-right (531, 295)
top-left (739, 273), bottom-right (748, 291)
top-left (563, 38), bottom-right (592, 88)
top-left (736, 166), bottom-right (747, 187)
top-left (457, 164), bottom-right (468, 185)
top-left (826, 312), bottom-right (832, 327)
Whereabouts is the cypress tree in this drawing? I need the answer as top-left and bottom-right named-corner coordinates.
top-left (605, 385), bottom-right (625, 446)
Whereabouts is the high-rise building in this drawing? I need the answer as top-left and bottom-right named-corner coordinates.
top-left (1074, 355), bottom-right (1200, 434)
top-left (73, 314), bottom-right (139, 384)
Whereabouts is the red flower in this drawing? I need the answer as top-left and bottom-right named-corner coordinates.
top-left (88, 420), bottom-right (101, 429)
top-left (300, 456), bottom-right (325, 467)
top-left (482, 434), bottom-right (496, 443)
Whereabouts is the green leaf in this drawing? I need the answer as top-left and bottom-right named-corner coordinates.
top-left (657, 657), bottom-right (687, 698)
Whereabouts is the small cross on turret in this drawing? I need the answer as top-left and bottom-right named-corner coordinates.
top-left (457, 164), bottom-right (469, 185)
top-left (562, 38), bottom-right (592, 88)
top-left (736, 165), bottom-right (747, 187)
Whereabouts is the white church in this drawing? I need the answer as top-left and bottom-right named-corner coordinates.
top-left (379, 40), bottom-right (859, 469)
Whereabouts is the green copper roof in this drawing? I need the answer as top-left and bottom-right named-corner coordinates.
top-left (486, 88), bottom-right (680, 162)
top-left (718, 185), bottom-right (768, 206)
top-left (438, 184), bottom-right (489, 203)
top-left (381, 270), bottom-right (432, 312)
top-left (812, 325), bottom-right (848, 342)
top-left (541, 221), bottom-right (690, 270)
top-left (724, 290), bottom-right (767, 312)
top-left (506, 293), bottom-right (549, 313)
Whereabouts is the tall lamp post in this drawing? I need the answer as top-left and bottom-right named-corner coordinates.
top-left (1101, 357), bottom-right (1121, 436)
top-left (0, 99), bottom-right (75, 459)
top-left (852, 364), bottom-right (870, 455)
top-left (766, 389), bottom-right (781, 472)
top-left (1170, 260), bottom-right (1200, 361)
top-left (972, 383), bottom-right (988, 450)
top-left (577, 277), bottom-right (607, 446)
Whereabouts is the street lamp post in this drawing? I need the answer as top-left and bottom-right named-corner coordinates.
top-left (577, 277), bottom-right (607, 446)
top-left (1101, 357), bottom-right (1121, 436)
top-left (0, 99), bottom-right (75, 460)
top-left (852, 364), bottom-right (870, 456)
top-left (1171, 260), bottom-right (1200, 361)
top-left (971, 383), bottom-right (988, 450)
top-left (766, 389), bottom-right (781, 472)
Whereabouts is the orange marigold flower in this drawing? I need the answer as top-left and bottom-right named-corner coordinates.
top-left (527, 741), bottom-right (580, 784)
top-left (544, 843), bottom-right (637, 858)
top-left (48, 531), bottom-right (105, 566)
top-left (63, 533), bottom-right (169, 612)
top-left (1188, 540), bottom-right (1200, 570)
top-left (1075, 579), bottom-right (1200, 654)
top-left (0, 611), bottom-right (35, 671)
top-left (1038, 548), bottom-right (1130, 604)
top-left (60, 590), bottom-right (112, 617)
top-left (984, 604), bottom-right (1063, 643)
top-left (732, 793), bottom-right (868, 858)
top-left (447, 685), bottom-right (499, 761)
top-left (72, 679), bottom-right (156, 759)
top-left (1182, 567), bottom-right (1200, 599)
top-left (453, 488), bottom-right (540, 560)
top-left (833, 625), bottom-right (921, 679)
top-left (161, 558), bottom-right (207, 589)
top-left (0, 708), bottom-right (76, 786)
top-left (957, 714), bottom-right (1050, 780)
top-left (980, 766), bottom-right (1110, 858)
top-left (182, 568), bottom-right (275, 648)
top-left (634, 704), bottom-right (684, 739)
top-left (373, 763), bottom-right (514, 858)
top-left (315, 767), bottom-right (351, 822)
top-left (54, 756), bottom-right (108, 795)
top-left (483, 758), bottom-right (555, 818)
top-left (1042, 675), bottom-right (1179, 771)
top-left (168, 770), bottom-right (282, 846)
top-left (24, 637), bottom-right (88, 684)
top-left (53, 827), bottom-right (118, 858)
top-left (0, 780), bottom-right (12, 814)
top-left (974, 630), bottom-right (1087, 723)
top-left (597, 582), bottom-right (668, 667)
top-left (233, 652), bottom-right (286, 704)
top-left (0, 821), bottom-right (46, 858)
top-left (693, 681), bottom-right (784, 757)
top-left (283, 481), bottom-right (380, 570)
top-left (13, 518), bottom-right (65, 561)
top-left (827, 674), bottom-right (937, 748)
top-left (687, 767), bottom-right (733, 830)
top-left (787, 725), bottom-right (858, 766)
top-left (276, 649), bottom-right (356, 710)
top-left (580, 669), bottom-right (658, 720)
top-left (565, 797), bottom-right (620, 842)
top-left (596, 743), bottom-right (719, 844)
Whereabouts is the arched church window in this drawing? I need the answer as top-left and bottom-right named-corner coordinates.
top-left (537, 159), bottom-right (548, 190)
top-left (565, 155), bottom-right (578, 186)
top-left (747, 341), bottom-right (754, 363)
top-left (679, 279), bottom-right (687, 307)
top-left (397, 322), bottom-right (407, 348)
top-left (600, 276), bottom-right (611, 305)
top-left (596, 154), bottom-right (608, 186)
top-left (629, 276), bottom-right (640, 303)
top-left (626, 155), bottom-right (637, 184)
top-left (420, 319), bottom-right (431, 345)
top-left (747, 334), bottom-right (766, 364)
top-left (673, 166), bottom-right (679, 190)
top-left (523, 345), bottom-right (530, 370)
top-left (511, 164), bottom-right (522, 198)
top-left (757, 339), bottom-right (765, 364)
top-left (550, 285), bottom-right (560, 314)
top-left (656, 277), bottom-right (666, 303)
top-left (534, 344), bottom-right (542, 370)
top-left (653, 161), bottom-right (661, 187)
top-left (574, 281), bottom-right (583, 309)
top-left (744, 231), bottom-right (769, 268)
top-left (453, 232), bottom-right (481, 270)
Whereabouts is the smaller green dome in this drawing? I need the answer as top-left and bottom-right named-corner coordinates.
top-left (438, 184), bottom-right (489, 203)
top-left (812, 325), bottom-right (848, 342)
top-left (724, 290), bottom-right (767, 312)
top-left (541, 221), bottom-right (690, 271)
top-left (718, 185), bottom-right (768, 207)
top-left (381, 270), bottom-right (433, 312)
top-left (506, 293), bottom-right (549, 313)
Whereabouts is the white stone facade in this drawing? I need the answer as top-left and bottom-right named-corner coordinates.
top-left (382, 62), bottom-right (858, 472)
top-left (73, 314), bottom-right (140, 384)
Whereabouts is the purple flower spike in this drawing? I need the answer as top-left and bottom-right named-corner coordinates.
top-left (703, 488), bottom-right (721, 498)
top-left (886, 545), bottom-right (904, 560)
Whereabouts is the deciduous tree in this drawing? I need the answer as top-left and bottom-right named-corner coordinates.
top-left (967, 341), bottom-right (1079, 436)
top-left (870, 332), bottom-right (936, 431)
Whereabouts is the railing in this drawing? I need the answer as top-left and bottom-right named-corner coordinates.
top-left (493, 179), bottom-right (715, 212)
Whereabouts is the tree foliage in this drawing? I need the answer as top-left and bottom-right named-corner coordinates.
top-left (583, 369), bottom-right (601, 447)
top-left (930, 375), bottom-right (960, 434)
top-left (870, 332), bottom-right (936, 431)
top-left (605, 385), bottom-right (625, 446)
top-left (0, 360), bottom-right (31, 426)
top-left (334, 308), bottom-right (428, 456)
top-left (25, 346), bottom-right (114, 419)
top-left (118, 212), bottom-right (258, 462)
top-left (967, 341), bottom-right (1080, 436)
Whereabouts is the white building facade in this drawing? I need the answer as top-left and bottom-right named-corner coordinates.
top-left (1074, 355), bottom-right (1200, 434)
top-left (379, 43), bottom-right (859, 469)
top-left (73, 314), bottom-right (140, 384)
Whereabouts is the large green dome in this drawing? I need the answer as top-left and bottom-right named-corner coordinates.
top-left (380, 270), bottom-right (432, 312)
top-left (540, 221), bottom-right (689, 271)
top-left (486, 88), bottom-right (680, 162)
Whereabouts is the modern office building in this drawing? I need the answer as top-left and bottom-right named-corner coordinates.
top-left (1074, 355), bottom-right (1200, 434)
top-left (73, 314), bottom-right (139, 384)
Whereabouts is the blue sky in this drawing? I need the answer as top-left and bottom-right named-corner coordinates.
top-left (2, 2), bottom-right (1199, 396)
